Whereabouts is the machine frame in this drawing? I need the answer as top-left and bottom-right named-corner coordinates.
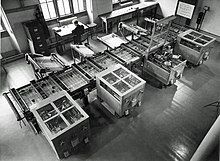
top-left (175, 29), bottom-right (216, 65)
top-left (96, 64), bottom-right (146, 117)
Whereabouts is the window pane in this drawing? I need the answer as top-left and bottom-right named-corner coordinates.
top-left (57, 0), bottom-right (65, 16)
top-left (39, 0), bottom-right (46, 3)
top-left (73, 0), bottom-right (86, 13)
top-left (58, 0), bottom-right (71, 16)
top-left (48, 2), bottom-right (56, 19)
top-left (72, 0), bottom-right (79, 13)
top-left (78, 0), bottom-right (84, 12)
top-left (112, 0), bottom-right (119, 4)
top-left (63, 0), bottom-right (71, 14)
top-left (41, 3), bottom-right (50, 20)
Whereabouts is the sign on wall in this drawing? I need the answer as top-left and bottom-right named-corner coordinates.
top-left (176, 1), bottom-right (195, 19)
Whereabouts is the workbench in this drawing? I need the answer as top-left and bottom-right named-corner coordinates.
top-left (70, 44), bottom-right (95, 63)
top-left (97, 33), bottom-right (128, 50)
top-left (99, 1), bottom-right (158, 34)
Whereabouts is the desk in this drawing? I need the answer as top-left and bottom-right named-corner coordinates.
top-left (70, 44), bottom-right (95, 63)
top-left (53, 22), bottom-right (88, 37)
top-left (97, 33), bottom-right (128, 50)
top-left (53, 22), bottom-right (88, 54)
top-left (99, 2), bottom-right (158, 34)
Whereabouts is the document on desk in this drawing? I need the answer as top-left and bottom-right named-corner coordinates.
top-left (53, 22), bottom-right (88, 37)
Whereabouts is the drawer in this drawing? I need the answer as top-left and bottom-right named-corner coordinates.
top-left (32, 35), bottom-right (46, 43)
top-left (34, 42), bottom-right (47, 50)
top-left (35, 48), bottom-right (49, 56)
top-left (30, 32), bottom-right (41, 40)
top-left (33, 28), bottom-right (39, 32)
top-left (29, 28), bottom-right (44, 36)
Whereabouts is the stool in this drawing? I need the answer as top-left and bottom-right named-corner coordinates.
top-left (86, 23), bottom-right (97, 39)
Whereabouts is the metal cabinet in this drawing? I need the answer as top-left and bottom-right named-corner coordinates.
top-left (96, 64), bottom-right (146, 117)
top-left (32, 91), bottom-right (90, 159)
top-left (24, 20), bottom-right (49, 56)
top-left (144, 49), bottom-right (186, 85)
top-left (175, 29), bottom-right (216, 65)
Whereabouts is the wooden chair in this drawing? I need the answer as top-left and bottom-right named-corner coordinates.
top-left (80, 31), bottom-right (90, 44)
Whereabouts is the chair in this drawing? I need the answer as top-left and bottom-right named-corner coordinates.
top-left (86, 23), bottom-right (97, 39)
top-left (80, 31), bottom-right (90, 45)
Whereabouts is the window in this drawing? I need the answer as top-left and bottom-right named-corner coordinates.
top-left (39, 0), bottom-right (56, 20)
top-left (57, 0), bottom-right (71, 16)
top-left (112, 0), bottom-right (119, 4)
top-left (39, 0), bottom-right (86, 20)
top-left (72, 0), bottom-right (86, 13)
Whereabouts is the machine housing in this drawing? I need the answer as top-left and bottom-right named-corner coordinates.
top-left (96, 64), bottom-right (146, 117)
top-left (175, 29), bottom-right (216, 65)
top-left (32, 91), bottom-right (90, 159)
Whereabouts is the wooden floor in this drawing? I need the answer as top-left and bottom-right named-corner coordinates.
top-left (0, 37), bottom-right (219, 161)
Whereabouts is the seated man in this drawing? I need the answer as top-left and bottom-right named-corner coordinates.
top-left (72, 20), bottom-right (84, 44)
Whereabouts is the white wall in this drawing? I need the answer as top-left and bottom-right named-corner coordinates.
top-left (86, 0), bottom-right (112, 23)
top-left (1, 37), bottom-right (15, 53)
top-left (156, 0), bottom-right (220, 37)
top-left (7, 8), bottom-right (36, 52)
top-left (155, 0), bottom-right (178, 17)
top-left (200, 0), bottom-right (220, 36)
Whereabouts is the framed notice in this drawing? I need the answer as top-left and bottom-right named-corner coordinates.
top-left (176, 1), bottom-right (195, 19)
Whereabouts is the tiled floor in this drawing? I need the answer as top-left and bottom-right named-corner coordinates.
top-left (0, 37), bottom-right (219, 161)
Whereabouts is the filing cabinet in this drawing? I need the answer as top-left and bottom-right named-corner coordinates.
top-left (24, 20), bottom-right (49, 56)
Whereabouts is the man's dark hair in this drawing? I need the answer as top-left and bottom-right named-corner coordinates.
top-left (74, 20), bottom-right (79, 25)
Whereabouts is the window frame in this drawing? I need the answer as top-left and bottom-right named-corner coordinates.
top-left (38, 0), bottom-right (86, 21)
top-left (39, 0), bottom-right (57, 20)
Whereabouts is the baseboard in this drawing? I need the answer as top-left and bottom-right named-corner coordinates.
top-left (2, 52), bottom-right (25, 64)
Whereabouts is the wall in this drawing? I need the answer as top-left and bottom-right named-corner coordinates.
top-left (2, 0), bottom-right (38, 9)
top-left (199, 0), bottom-right (220, 36)
top-left (7, 8), bottom-right (37, 53)
top-left (1, 0), bottom-right (20, 10)
top-left (86, 0), bottom-right (113, 23)
top-left (1, 37), bottom-right (15, 53)
top-left (189, 0), bottom-right (203, 28)
top-left (156, 0), bottom-right (220, 37)
top-left (1, 0), bottom-right (38, 58)
top-left (155, 0), bottom-right (178, 17)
